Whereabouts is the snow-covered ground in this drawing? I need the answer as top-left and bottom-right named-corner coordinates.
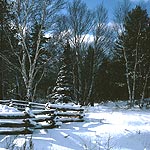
top-left (0, 102), bottom-right (150, 150)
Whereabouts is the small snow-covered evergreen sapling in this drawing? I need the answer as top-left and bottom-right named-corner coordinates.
top-left (48, 41), bottom-right (76, 104)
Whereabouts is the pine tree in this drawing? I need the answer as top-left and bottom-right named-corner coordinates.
top-left (0, 0), bottom-right (17, 99)
top-left (115, 6), bottom-right (150, 105)
top-left (29, 22), bottom-right (51, 100)
top-left (23, 22), bottom-right (50, 101)
top-left (49, 42), bottom-right (75, 104)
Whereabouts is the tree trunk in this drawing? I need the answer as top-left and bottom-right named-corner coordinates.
top-left (87, 77), bottom-right (94, 106)
top-left (26, 78), bottom-right (33, 102)
top-left (131, 32), bottom-right (140, 105)
top-left (75, 48), bottom-right (82, 103)
top-left (123, 48), bottom-right (132, 104)
top-left (131, 54), bottom-right (138, 105)
top-left (15, 75), bottom-right (20, 99)
top-left (86, 53), bottom-right (95, 106)
top-left (140, 67), bottom-right (150, 106)
top-left (26, 86), bottom-right (32, 102)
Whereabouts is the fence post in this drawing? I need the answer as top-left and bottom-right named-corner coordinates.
top-left (24, 105), bottom-right (36, 133)
top-left (9, 99), bottom-right (13, 107)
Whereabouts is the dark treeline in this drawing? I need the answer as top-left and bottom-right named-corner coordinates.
top-left (0, 0), bottom-right (150, 106)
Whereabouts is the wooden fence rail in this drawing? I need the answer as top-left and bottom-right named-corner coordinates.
top-left (0, 99), bottom-right (84, 135)
top-left (0, 99), bottom-right (46, 111)
top-left (0, 107), bottom-right (58, 135)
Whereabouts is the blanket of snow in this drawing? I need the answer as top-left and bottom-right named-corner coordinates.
top-left (0, 102), bottom-right (150, 150)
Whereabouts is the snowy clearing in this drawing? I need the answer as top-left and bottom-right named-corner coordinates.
top-left (0, 102), bottom-right (150, 150)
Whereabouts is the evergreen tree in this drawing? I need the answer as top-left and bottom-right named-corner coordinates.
top-left (29, 22), bottom-right (51, 100)
top-left (115, 6), bottom-right (150, 105)
top-left (0, 0), bottom-right (17, 99)
top-left (95, 58), bottom-right (128, 101)
top-left (49, 42), bottom-right (75, 103)
top-left (0, 0), bottom-right (9, 99)
top-left (22, 22), bottom-right (50, 101)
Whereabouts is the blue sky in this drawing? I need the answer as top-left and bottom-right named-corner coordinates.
top-left (82, 0), bottom-right (150, 21)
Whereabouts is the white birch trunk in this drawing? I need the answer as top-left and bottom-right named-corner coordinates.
top-left (122, 48), bottom-right (132, 103)
top-left (131, 26), bottom-right (141, 106)
top-left (140, 66), bottom-right (150, 106)
top-left (131, 48), bottom-right (138, 104)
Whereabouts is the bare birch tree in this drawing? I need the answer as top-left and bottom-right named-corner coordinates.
top-left (113, 0), bottom-right (131, 35)
top-left (55, 0), bottom-right (93, 103)
top-left (114, 0), bottom-right (132, 104)
top-left (5, 0), bottom-right (65, 101)
top-left (114, 4), bottom-right (150, 106)
top-left (83, 3), bottom-right (114, 105)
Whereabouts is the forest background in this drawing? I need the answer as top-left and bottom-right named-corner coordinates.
top-left (0, 0), bottom-right (150, 106)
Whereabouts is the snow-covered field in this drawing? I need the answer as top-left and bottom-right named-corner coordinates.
top-left (0, 102), bottom-right (150, 150)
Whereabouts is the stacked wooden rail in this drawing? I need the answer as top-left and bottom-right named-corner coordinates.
top-left (0, 99), bottom-right (46, 111)
top-left (0, 99), bottom-right (84, 135)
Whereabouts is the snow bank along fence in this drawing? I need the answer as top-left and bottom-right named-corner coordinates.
top-left (0, 99), bottom-right (84, 135)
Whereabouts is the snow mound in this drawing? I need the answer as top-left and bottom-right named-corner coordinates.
top-left (0, 104), bottom-right (19, 112)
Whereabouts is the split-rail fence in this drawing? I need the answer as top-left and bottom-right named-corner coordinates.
top-left (0, 99), bottom-right (84, 135)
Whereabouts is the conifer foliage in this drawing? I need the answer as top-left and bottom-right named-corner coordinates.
top-left (49, 42), bottom-right (75, 103)
top-left (114, 6), bottom-right (150, 105)
top-left (0, 0), bottom-right (17, 99)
